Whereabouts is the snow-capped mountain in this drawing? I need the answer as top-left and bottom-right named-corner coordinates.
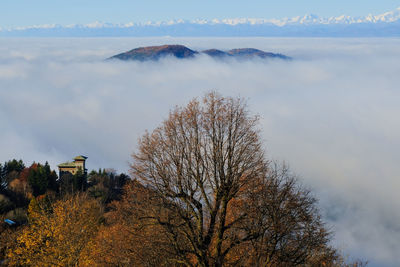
top-left (1, 7), bottom-right (400, 37)
top-left (187, 7), bottom-right (400, 26)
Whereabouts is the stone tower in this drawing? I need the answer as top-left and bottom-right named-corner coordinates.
top-left (58, 155), bottom-right (88, 177)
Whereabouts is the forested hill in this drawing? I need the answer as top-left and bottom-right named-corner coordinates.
top-left (109, 44), bottom-right (291, 61)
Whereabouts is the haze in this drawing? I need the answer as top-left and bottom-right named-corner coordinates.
top-left (0, 37), bottom-right (399, 266)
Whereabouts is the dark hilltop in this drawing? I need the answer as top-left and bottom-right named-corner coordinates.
top-left (109, 45), bottom-right (291, 61)
top-left (110, 45), bottom-right (198, 61)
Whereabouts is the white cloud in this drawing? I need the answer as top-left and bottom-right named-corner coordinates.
top-left (0, 37), bottom-right (399, 266)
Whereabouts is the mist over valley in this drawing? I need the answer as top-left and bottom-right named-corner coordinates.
top-left (0, 37), bottom-right (399, 266)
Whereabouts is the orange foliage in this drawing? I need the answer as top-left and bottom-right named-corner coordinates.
top-left (85, 181), bottom-right (186, 266)
top-left (7, 193), bottom-right (102, 266)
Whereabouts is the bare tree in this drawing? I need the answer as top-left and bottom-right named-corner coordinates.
top-left (132, 92), bottom-right (266, 266)
top-left (238, 163), bottom-right (338, 266)
top-left (131, 92), bottom-right (342, 266)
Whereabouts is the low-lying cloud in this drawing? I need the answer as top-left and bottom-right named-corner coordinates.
top-left (0, 37), bottom-right (399, 266)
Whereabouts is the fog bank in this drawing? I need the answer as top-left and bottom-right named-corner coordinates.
top-left (0, 37), bottom-right (399, 266)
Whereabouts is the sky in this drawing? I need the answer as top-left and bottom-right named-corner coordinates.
top-left (1, 0), bottom-right (400, 27)
top-left (0, 37), bottom-right (399, 266)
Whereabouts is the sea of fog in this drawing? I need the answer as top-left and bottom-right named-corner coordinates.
top-left (0, 37), bottom-right (399, 266)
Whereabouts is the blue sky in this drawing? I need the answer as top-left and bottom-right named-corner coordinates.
top-left (1, 0), bottom-right (400, 27)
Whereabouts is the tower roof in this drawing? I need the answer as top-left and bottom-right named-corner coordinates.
top-left (74, 155), bottom-right (88, 161)
top-left (58, 162), bottom-right (76, 168)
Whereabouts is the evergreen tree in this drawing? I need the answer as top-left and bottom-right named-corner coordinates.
top-left (59, 168), bottom-right (87, 195)
top-left (73, 168), bottom-right (87, 192)
top-left (28, 164), bottom-right (48, 197)
top-left (44, 162), bottom-right (58, 192)
top-left (3, 159), bottom-right (25, 174)
top-left (0, 163), bottom-right (4, 190)
top-left (1, 159), bottom-right (25, 188)
top-left (59, 172), bottom-right (74, 195)
top-left (27, 162), bottom-right (59, 197)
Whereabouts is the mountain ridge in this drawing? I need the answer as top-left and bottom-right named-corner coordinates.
top-left (109, 45), bottom-right (291, 61)
top-left (2, 7), bottom-right (400, 37)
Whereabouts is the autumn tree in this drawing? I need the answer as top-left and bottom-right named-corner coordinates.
top-left (0, 159), bottom-right (25, 190)
top-left (8, 167), bottom-right (31, 198)
top-left (87, 169), bottom-right (129, 203)
top-left (0, 160), bottom-right (29, 214)
top-left (0, 215), bottom-right (22, 265)
top-left (227, 163), bottom-right (338, 266)
top-left (131, 92), bottom-right (342, 267)
top-left (131, 92), bottom-right (261, 266)
top-left (86, 180), bottom-right (184, 266)
top-left (8, 193), bottom-right (103, 266)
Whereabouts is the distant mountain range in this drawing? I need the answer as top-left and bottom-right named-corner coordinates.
top-left (2, 7), bottom-right (400, 37)
top-left (109, 45), bottom-right (291, 61)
